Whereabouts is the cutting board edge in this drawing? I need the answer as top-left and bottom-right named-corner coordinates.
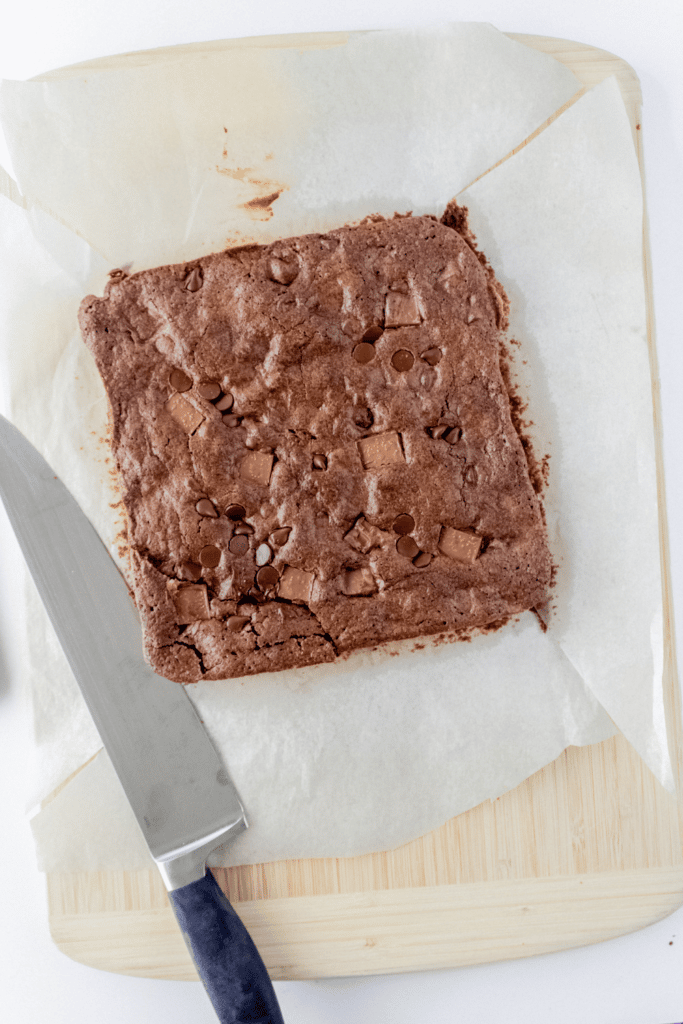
top-left (48, 866), bottom-right (683, 980)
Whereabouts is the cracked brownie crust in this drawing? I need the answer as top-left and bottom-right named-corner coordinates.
top-left (78, 206), bottom-right (552, 684)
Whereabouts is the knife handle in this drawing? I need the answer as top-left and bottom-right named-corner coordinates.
top-left (168, 869), bottom-right (285, 1024)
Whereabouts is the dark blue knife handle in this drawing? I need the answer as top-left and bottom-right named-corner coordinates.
top-left (168, 870), bottom-right (285, 1024)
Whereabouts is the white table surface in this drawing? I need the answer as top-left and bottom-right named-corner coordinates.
top-left (1, 2), bottom-right (682, 1021)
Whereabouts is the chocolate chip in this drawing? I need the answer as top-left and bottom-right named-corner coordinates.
top-left (255, 543), bottom-right (273, 566)
top-left (312, 454), bottom-right (327, 470)
top-left (222, 414), bottom-right (241, 427)
top-left (256, 565), bottom-right (279, 590)
top-left (195, 498), bottom-right (218, 518)
top-left (444, 427), bottom-right (462, 445)
top-left (413, 551), bottom-right (432, 568)
top-left (227, 615), bottom-right (251, 632)
top-left (421, 347), bottom-right (442, 366)
top-left (391, 349), bottom-right (414, 372)
top-left (464, 465), bottom-right (478, 484)
top-left (234, 522), bottom-right (254, 536)
top-left (215, 392), bottom-right (234, 412)
top-left (396, 535), bottom-right (420, 559)
top-left (268, 257), bottom-right (298, 285)
top-left (392, 513), bottom-right (415, 535)
top-left (270, 527), bottom-right (291, 547)
top-left (353, 342), bottom-right (375, 364)
top-left (197, 381), bottom-right (221, 401)
top-left (185, 267), bottom-right (203, 292)
top-left (181, 561), bottom-right (203, 581)
top-left (247, 587), bottom-right (267, 603)
top-left (169, 368), bottom-right (192, 392)
top-left (353, 407), bottom-right (374, 429)
top-left (228, 535), bottom-right (249, 556)
top-left (428, 425), bottom-right (448, 440)
top-left (225, 503), bottom-right (246, 521)
top-left (362, 325), bottom-right (384, 343)
top-left (199, 544), bottom-right (221, 568)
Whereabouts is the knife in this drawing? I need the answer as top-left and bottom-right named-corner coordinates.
top-left (0, 414), bottom-right (285, 1024)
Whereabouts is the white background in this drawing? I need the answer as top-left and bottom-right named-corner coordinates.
top-left (1, 2), bottom-right (682, 1022)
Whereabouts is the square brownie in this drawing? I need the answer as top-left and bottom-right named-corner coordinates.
top-left (78, 205), bottom-right (552, 683)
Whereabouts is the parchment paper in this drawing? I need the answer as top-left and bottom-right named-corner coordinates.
top-left (0, 27), bottom-right (668, 871)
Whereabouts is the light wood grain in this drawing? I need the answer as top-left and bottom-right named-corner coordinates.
top-left (47, 33), bottom-right (683, 980)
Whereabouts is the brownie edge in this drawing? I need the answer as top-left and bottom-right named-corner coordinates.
top-left (78, 206), bottom-right (552, 684)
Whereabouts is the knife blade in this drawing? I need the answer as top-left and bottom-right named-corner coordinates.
top-left (0, 413), bottom-right (285, 1024)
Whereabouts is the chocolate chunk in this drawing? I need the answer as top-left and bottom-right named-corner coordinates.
top-left (169, 368), bottom-right (192, 392)
top-left (225, 503), bottom-right (246, 521)
top-left (428, 424), bottom-right (449, 440)
top-left (233, 522), bottom-right (255, 535)
top-left (227, 615), bottom-right (251, 632)
top-left (199, 544), bottom-right (221, 568)
top-left (421, 347), bottom-right (442, 366)
top-left (420, 367), bottom-right (437, 391)
top-left (384, 290), bottom-right (421, 327)
top-left (185, 267), bottom-right (203, 292)
top-left (228, 535), bottom-right (250, 556)
top-left (270, 527), bottom-right (291, 547)
top-left (396, 535), bottom-right (420, 559)
top-left (181, 561), bottom-right (203, 582)
top-left (435, 261), bottom-right (462, 292)
top-left (195, 498), bottom-right (218, 518)
top-left (255, 543), bottom-right (273, 566)
top-left (344, 516), bottom-right (383, 554)
top-left (215, 392), bottom-right (234, 412)
top-left (392, 513), bottom-right (415, 535)
top-left (362, 325), bottom-right (384, 343)
top-left (278, 565), bottom-right (314, 604)
top-left (173, 584), bottom-right (210, 623)
top-left (268, 257), bottom-right (298, 285)
top-left (353, 407), bottom-right (374, 429)
top-left (165, 393), bottom-right (204, 434)
top-left (438, 526), bottom-right (481, 563)
top-left (222, 414), bottom-right (241, 427)
top-left (342, 567), bottom-right (376, 596)
top-left (256, 565), bottom-right (279, 590)
top-left (240, 451), bottom-right (274, 486)
top-left (312, 454), bottom-right (327, 470)
top-left (391, 349), bottom-right (414, 372)
top-left (247, 587), bottom-right (267, 603)
top-left (357, 431), bottom-right (405, 470)
top-left (197, 381), bottom-right (221, 401)
top-left (353, 342), bottom-right (376, 364)
top-left (444, 427), bottom-right (462, 445)
top-left (413, 551), bottom-right (432, 568)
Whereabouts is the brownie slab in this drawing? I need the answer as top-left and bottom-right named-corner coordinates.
top-left (78, 207), bottom-right (552, 684)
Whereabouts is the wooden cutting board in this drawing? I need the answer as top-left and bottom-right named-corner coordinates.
top-left (45, 33), bottom-right (683, 981)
